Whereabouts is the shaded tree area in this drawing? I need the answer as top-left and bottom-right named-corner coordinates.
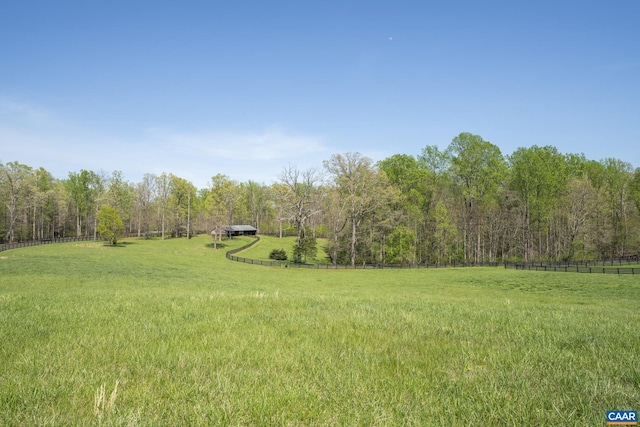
top-left (2, 132), bottom-right (639, 262)
top-left (324, 152), bottom-right (397, 266)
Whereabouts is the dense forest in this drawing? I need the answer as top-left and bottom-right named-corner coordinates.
top-left (2, 133), bottom-right (640, 265)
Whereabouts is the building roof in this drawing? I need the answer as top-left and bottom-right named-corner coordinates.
top-left (225, 225), bottom-right (257, 232)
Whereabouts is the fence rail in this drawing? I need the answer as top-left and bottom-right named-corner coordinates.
top-left (505, 263), bottom-right (638, 274)
top-left (0, 236), bottom-right (94, 253)
top-left (3, 235), bottom-right (637, 275)
top-left (226, 238), bottom-right (638, 274)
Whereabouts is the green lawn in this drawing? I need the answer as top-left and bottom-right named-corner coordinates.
top-left (237, 235), bottom-right (332, 265)
top-left (0, 236), bottom-right (638, 425)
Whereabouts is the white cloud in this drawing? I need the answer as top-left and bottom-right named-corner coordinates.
top-left (145, 127), bottom-right (330, 187)
top-left (150, 126), bottom-right (327, 162)
top-left (0, 98), bottom-right (53, 123)
top-left (0, 98), bottom-right (330, 188)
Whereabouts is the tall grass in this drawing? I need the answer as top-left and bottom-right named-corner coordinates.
top-left (0, 236), bottom-right (638, 425)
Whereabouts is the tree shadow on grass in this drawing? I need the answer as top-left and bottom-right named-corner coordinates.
top-left (205, 243), bottom-right (228, 250)
top-left (101, 241), bottom-right (136, 248)
top-left (115, 242), bottom-right (135, 248)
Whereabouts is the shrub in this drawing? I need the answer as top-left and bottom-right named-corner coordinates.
top-left (269, 248), bottom-right (288, 261)
top-left (97, 205), bottom-right (124, 246)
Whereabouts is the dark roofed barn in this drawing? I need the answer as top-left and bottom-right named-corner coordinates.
top-left (224, 225), bottom-right (257, 238)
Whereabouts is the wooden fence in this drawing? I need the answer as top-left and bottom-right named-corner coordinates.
top-left (0, 236), bottom-right (94, 253)
top-left (3, 235), bottom-right (637, 275)
top-left (227, 237), bottom-right (639, 274)
top-left (504, 260), bottom-right (639, 274)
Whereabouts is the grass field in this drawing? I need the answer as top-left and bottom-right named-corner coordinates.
top-left (0, 235), bottom-right (638, 426)
top-left (238, 235), bottom-right (332, 265)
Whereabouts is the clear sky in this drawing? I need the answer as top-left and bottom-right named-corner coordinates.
top-left (1, 1), bottom-right (639, 188)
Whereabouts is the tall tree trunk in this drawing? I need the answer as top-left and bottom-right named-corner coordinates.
top-left (187, 192), bottom-right (191, 239)
top-left (161, 211), bottom-right (165, 240)
top-left (76, 206), bottom-right (81, 237)
top-left (350, 217), bottom-right (357, 267)
top-left (523, 205), bottom-right (530, 263)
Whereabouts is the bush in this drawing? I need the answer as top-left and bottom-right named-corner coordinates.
top-left (97, 205), bottom-right (124, 246)
top-left (269, 248), bottom-right (288, 261)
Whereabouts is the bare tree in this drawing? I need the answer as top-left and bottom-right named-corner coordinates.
top-left (324, 153), bottom-right (393, 266)
top-left (324, 186), bottom-right (349, 265)
top-left (155, 173), bottom-right (171, 240)
top-left (133, 174), bottom-right (157, 238)
top-left (279, 165), bottom-right (323, 263)
top-left (0, 162), bottom-right (35, 242)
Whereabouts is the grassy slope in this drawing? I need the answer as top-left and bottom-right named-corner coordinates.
top-left (239, 235), bottom-right (332, 264)
top-left (0, 236), bottom-right (638, 426)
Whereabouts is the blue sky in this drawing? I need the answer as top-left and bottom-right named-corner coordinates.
top-left (1, 0), bottom-right (639, 188)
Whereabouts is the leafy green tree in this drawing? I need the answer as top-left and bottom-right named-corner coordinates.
top-left (378, 154), bottom-right (431, 263)
top-left (105, 171), bottom-right (131, 232)
top-left (31, 167), bottom-right (57, 240)
top-left (48, 180), bottom-right (71, 239)
top-left (324, 152), bottom-right (395, 266)
top-left (563, 178), bottom-right (598, 259)
top-left (509, 145), bottom-right (568, 261)
top-left (447, 133), bottom-right (507, 262)
top-left (206, 174), bottom-right (240, 245)
top-left (97, 205), bottom-right (124, 245)
top-left (65, 170), bottom-right (103, 237)
top-left (585, 160), bottom-right (606, 191)
top-left (418, 145), bottom-right (451, 181)
top-left (154, 173), bottom-right (173, 240)
top-left (2, 143), bottom-right (640, 263)
top-left (565, 153), bottom-right (589, 178)
top-left (386, 225), bottom-right (415, 265)
top-left (292, 227), bottom-right (317, 263)
top-left (431, 200), bottom-right (456, 264)
top-left (601, 158), bottom-right (633, 257)
top-left (239, 180), bottom-right (268, 231)
top-left (168, 175), bottom-right (196, 238)
top-left (418, 145), bottom-right (454, 262)
top-left (631, 168), bottom-right (640, 216)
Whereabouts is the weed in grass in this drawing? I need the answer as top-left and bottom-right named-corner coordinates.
top-left (94, 380), bottom-right (119, 421)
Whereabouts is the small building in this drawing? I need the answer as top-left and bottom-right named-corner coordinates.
top-left (223, 225), bottom-right (258, 238)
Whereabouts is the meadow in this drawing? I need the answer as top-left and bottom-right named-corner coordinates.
top-left (237, 235), bottom-right (332, 265)
top-left (0, 235), bottom-right (638, 426)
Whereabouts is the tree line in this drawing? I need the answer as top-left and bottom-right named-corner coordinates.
top-left (2, 132), bottom-right (640, 264)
